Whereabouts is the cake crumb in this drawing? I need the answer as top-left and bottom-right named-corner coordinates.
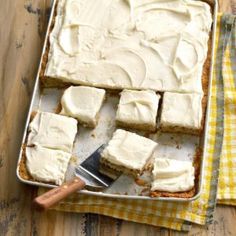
top-left (176, 144), bottom-right (181, 149)
top-left (54, 102), bottom-right (62, 114)
top-left (135, 178), bottom-right (148, 186)
top-left (144, 163), bottom-right (153, 171)
top-left (140, 188), bottom-right (150, 196)
top-left (70, 156), bottom-right (78, 165)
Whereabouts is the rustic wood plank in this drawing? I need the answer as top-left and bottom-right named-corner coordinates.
top-left (0, 0), bottom-right (235, 236)
top-left (219, 0), bottom-right (236, 13)
top-left (118, 221), bottom-right (167, 236)
top-left (97, 215), bottom-right (121, 236)
top-left (0, 0), bottom-right (86, 235)
top-left (0, 0), bottom-right (51, 235)
top-left (33, 210), bottom-right (86, 236)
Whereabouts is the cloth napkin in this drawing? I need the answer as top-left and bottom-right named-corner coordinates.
top-left (38, 14), bottom-right (235, 231)
top-left (216, 14), bottom-right (236, 206)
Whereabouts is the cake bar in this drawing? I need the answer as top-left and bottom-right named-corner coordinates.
top-left (100, 129), bottom-right (157, 178)
top-left (150, 158), bottom-right (195, 194)
top-left (27, 112), bottom-right (78, 153)
top-left (60, 86), bottom-right (106, 127)
top-left (116, 90), bottom-right (160, 132)
top-left (25, 145), bottom-right (71, 185)
top-left (160, 92), bottom-right (203, 135)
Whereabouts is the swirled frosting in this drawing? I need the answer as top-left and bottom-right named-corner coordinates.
top-left (101, 129), bottom-right (157, 170)
top-left (45, 0), bottom-right (212, 93)
top-left (160, 92), bottom-right (203, 129)
top-left (60, 86), bottom-right (106, 126)
top-left (116, 89), bottom-right (160, 128)
top-left (151, 158), bottom-right (195, 192)
top-left (26, 145), bottom-right (71, 185)
top-left (27, 112), bottom-right (78, 153)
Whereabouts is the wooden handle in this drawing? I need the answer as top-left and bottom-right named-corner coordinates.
top-left (33, 177), bottom-right (86, 210)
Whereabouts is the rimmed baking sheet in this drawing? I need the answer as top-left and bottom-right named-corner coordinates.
top-left (16, 0), bottom-right (218, 201)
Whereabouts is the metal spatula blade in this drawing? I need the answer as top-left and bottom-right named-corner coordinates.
top-left (76, 145), bottom-right (114, 187)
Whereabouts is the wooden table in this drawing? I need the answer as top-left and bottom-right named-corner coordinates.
top-left (0, 0), bottom-right (235, 235)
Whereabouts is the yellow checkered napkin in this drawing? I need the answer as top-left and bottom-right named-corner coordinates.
top-left (216, 14), bottom-right (236, 206)
top-left (38, 14), bottom-right (235, 231)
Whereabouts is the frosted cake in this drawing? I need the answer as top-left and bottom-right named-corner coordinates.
top-left (60, 86), bottom-right (106, 127)
top-left (44, 0), bottom-right (212, 93)
top-left (116, 90), bottom-right (160, 131)
top-left (27, 112), bottom-right (78, 153)
top-left (150, 158), bottom-right (195, 195)
top-left (25, 145), bottom-right (71, 185)
top-left (160, 92), bottom-right (203, 135)
top-left (100, 129), bottom-right (157, 178)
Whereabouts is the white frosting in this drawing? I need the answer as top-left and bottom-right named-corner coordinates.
top-left (101, 129), bottom-right (157, 170)
top-left (45, 0), bottom-right (212, 93)
top-left (151, 158), bottom-right (195, 192)
top-left (26, 146), bottom-right (71, 185)
top-left (27, 112), bottom-right (78, 153)
top-left (160, 92), bottom-right (203, 129)
top-left (116, 90), bottom-right (160, 127)
top-left (60, 86), bottom-right (106, 126)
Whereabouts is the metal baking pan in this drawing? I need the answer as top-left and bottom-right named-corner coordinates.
top-left (16, 0), bottom-right (218, 202)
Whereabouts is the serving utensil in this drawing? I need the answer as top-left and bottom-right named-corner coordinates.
top-left (34, 145), bottom-right (116, 210)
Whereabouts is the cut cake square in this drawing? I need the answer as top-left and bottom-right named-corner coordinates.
top-left (160, 92), bottom-right (203, 135)
top-left (116, 90), bottom-right (160, 132)
top-left (150, 158), bottom-right (195, 196)
top-left (25, 145), bottom-right (71, 185)
top-left (60, 86), bottom-right (106, 127)
top-left (27, 112), bottom-right (78, 153)
top-left (100, 129), bottom-right (157, 178)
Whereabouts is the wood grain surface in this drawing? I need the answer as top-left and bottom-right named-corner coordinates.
top-left (0, 0), bottom-right (235, 235)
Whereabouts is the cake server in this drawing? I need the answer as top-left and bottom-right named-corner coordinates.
top-left (33, 145), bottom-right (118, 210)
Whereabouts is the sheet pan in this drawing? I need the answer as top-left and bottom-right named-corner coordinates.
top-left (16, 0), bottom-right (218, 202)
